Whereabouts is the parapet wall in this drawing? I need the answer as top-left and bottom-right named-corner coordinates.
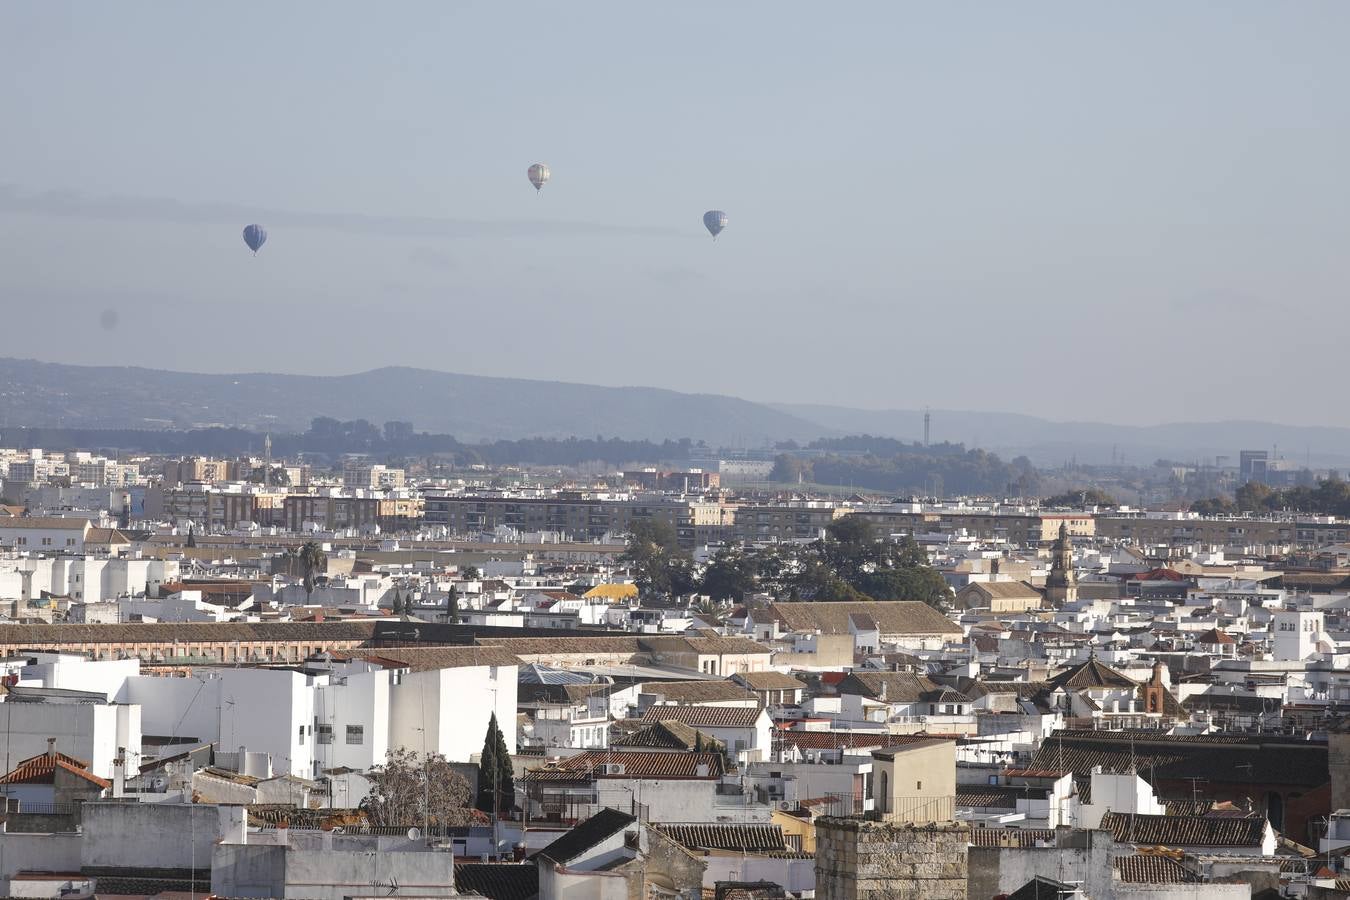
top-left (814, 817), bottom-right (969, 900)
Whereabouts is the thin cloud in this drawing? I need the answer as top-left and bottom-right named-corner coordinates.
top-left (0, 184), bottom-right (690, 240)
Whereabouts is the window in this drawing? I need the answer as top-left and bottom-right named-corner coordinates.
top-left (316, 724), bottom-right (333, 744)
top-left (346, 725), bottom-right (364, 745)
top-left (66, 538), bottom-right (75, 546)
top-left (41, 538), bottom-right (52, 546)
top-left (298, 725), bottom-right (305, 745)
top-left (916, 780), bottom-right (923, 790)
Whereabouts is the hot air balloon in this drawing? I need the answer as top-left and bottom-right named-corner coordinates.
top-left (527, 164), bottom-right (550, 193)
top-left (703, 210), bottom-right (727, 240)
top-left (242, 224), bottom-right (267, 255)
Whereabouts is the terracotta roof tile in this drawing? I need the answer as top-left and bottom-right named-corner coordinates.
top-left (639, 704), bottom-right (763, 728)
top-left (655, 823), bottom-right (787, 853)
top-left (1100, 812), bottom-right (1266, 847)
top-left (0, 751), bottom-right (110, 789)
top-left (1113, 854), bottom-right (1201, 883)
top-left (770, 601), bottom-right (960, 636)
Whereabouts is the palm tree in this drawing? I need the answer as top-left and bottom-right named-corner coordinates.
top-left (298, 541), bottom-right (326, 600)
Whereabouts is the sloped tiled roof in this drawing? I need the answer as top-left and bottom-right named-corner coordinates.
top-left (1100, 812), bottom-right (1266, 847)
top-left (612, 720), bottom-right (722, 751)
top-left (0, 517), bottom-right (90, 531)
top-left (964, 582), bottom-right (1042, 600)
top-left (1024, 730), bottom-right (1328, 789)
top-left (524, 750), bottom-right (726, 782)
top-left (967, 828), bottom-right (1057, 848)
top-left (1046, 657), bottom-right (1136, 690)
top-left (770, 601), bottom-right (961, 636)
top-left (1113, 854), bottom-right (1201, 884)
top-left (340, 646), bottom-right (522, 672)
top-left (640, 704), bottom-right (763, 728)
top-left (0, 621), bottom-right (378, 645)
top-left (532, 807), bottom-right (636, 863)
top-left (655, 823), bottom-right (787, 853)
top-left (733, 671), bottom-right (807, 692)
top-left (0, 750), bottom-right (110, 789)
top-left (848, 612), bottom-right (879, 631)
top-left (453, 863), bottom-right (539, 900)
top-left (640, 635), bottom-right (772, 656)
top-left (956, 784), bottom-right (1046, 809)
top-left (835, 672), bottom-right (970, 703)
top-left (1194, 628), bottom-right (1237, 646)
top-left (638, 680), bottom-right (758, 704)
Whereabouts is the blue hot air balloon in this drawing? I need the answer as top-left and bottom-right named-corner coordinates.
top-left (703, 210), bottom-right (727, 240)
top-left (242, 224), bottom-right (267, 255)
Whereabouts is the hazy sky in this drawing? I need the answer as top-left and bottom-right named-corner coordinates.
top-left (3, 3), bottom-right (1349, 427)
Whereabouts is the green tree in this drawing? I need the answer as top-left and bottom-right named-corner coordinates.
top-left (622, 519), bottom-right (694, 599)
top-left (1235, 481), bottom-right (1275, 512)
top-left (361, 747), bottom-right (475, 826)
top-left (787, 519), bottom-right (952, 609)
top-left (699, 547), bottom-right (758, 604)
top-left (461, 565), bottom-right (482, 580)
top-left (185, 523), bottom-right (197, 548)
top-left (1190, 496), bottom-right (1237, 516)
top-left (446, 584), bottom-right (460, 623)
top-left (476, 713), bottom-right (515, 814)
top-left (299, 540), bottom-right (326, 600)
top-left (1042, 488), bottom-right (1117, 507)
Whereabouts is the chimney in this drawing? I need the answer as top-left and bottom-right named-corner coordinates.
top-left (113, 748), bottom-right (126, 798)
top-left (45, 738), bottom-right (56, 758)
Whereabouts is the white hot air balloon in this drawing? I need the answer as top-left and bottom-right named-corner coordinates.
top-left (527, 163), bottom-right (550, 193)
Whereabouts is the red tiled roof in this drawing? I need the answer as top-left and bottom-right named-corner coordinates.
top-left (0, 751), bottom-right (110, 789)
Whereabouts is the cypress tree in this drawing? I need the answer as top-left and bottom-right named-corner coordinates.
top-left (446, 585), bottom-right (459, 623)
top-left (476, 713), bottom-right (515, 813)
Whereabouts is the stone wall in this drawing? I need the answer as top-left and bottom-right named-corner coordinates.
top-left (814, 817), bottom-right (968, 900)
top-left (1329, 729), bottom-right (1350, 811)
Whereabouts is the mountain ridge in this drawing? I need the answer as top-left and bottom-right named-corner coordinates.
top-left (2, 357), bottom-right (1349, 465)
top-left (0, 357), bottom-right (826, 445)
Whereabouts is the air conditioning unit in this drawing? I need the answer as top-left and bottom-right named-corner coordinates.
top-left (778, 800), bottom-right (795, 810)
top-left (603, 763), bottom-right (626, 775)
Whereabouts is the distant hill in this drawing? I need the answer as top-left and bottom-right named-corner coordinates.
top-left (772, 403), bottom-right (1350, 468)
top-left (2, 358), bottom-right (1346, 465)
top-left (0, 359), bottom-right (827, 445)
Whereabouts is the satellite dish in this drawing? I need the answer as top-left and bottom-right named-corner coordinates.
top-left (151, 776), bottom-right (167, 791)
top-left (406, 827), bottom-right (422, 841)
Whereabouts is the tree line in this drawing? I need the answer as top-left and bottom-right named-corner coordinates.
top-left (1192, 477), bottom-right (1350, 517)
top-left (769, 441), bottom-right (1041, 496)
top-left (621, 515), bottom-right (953, 609)
top-left (0, 420), bottom-right (704, 468)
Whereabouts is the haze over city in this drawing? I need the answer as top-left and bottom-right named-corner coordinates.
top-left (4, 2), bottom-right (1350, 426)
